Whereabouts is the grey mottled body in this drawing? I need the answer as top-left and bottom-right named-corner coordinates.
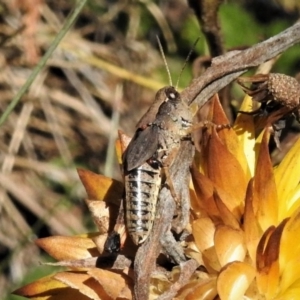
top-left (123, 86), bottom-right (193, 245)
top-left (124, 161), bottom-right (161, 245)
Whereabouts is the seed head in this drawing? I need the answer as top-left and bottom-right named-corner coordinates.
top-left (268, 73), bottom-right (300, 109)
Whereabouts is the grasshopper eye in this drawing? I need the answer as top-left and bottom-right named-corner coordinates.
top-left (165, 92), bottom-right (176, 102)
top-left (169, 92), bottom-right (176, 99)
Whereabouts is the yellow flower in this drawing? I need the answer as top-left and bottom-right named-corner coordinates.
top-left (14, 82), bottom-right (300, 300)
top-left (180, 93), bottom-right (300, 299)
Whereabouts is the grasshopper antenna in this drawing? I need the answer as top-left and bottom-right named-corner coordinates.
top-left (156, 36), bottom-right (173, 87)
top-left (175, 37), bottom-right (200, 90)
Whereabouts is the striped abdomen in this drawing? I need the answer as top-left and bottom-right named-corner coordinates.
top-left (125, 161), bottom-right (161, 245)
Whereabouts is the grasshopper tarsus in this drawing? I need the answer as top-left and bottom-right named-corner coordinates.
top-left (104, 231), bottom-right (121, 253)
top-left (188, 120), bottom-right (231, 134)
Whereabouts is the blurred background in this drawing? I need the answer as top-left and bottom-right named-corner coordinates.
top-left (0, 0), bottom-right (299, 299)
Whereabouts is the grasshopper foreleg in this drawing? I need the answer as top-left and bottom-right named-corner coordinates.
top-left (187, 120), bottom-right (231, 134)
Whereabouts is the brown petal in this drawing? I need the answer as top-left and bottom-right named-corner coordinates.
top-left (85, 200), bottom-right (109, 233)
top-left (256, 226), bottom-right (276, 272)
top-left (210, 94), bottom-right (230, 126)
top-left (191, 166), bottom-right (220, 222)
top-left (256, 219), bottom-right (287, 298)
top-left (118, 130), bottom-right (131, 153)
top-left (91, 234), bottom-right (109, 254)
top-left (210, 96), bottom-right (250, 178)
top-left (116, 130), bottom-right (132, 163)
top-left (88, 268), bottom-right (133, 299)
top-left (54, 271), bottom-right (109, 300)
top-left (115, 131), bottom-right (132, 165)
top-left (13, 275), bottom-right (89, 300)
top-left (77, 169), bottom-right (123, 205)
top-left (206, 128), bottom-right (247, 218)
top-left (214, 190), bottom-right (240, 229)
top-left (36, 235), bottom-right (99, 261)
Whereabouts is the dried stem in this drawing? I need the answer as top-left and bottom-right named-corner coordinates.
top-left (134, 139), bottom-right (195, 300)
top-left (182, 21), bottom-right (300, 107)
top-left (188, 0), bottom-right (225, 57)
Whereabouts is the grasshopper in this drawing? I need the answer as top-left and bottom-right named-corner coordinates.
top-left (122, 85), bottom-right (193, 245)
top-left (106, 38), bottom-right (216, 248)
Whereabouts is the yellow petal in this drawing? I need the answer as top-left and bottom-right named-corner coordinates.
top-left (77, 169), bottom-right (123, 203)
top-left (243, 179), bottom-right (261, 263)
top-left (35, 235), bottom-right (99, 261)
top-left (217, 261), bottom-right (255, 300)
top-left (214, 225), bottom-right (246, 266)
top-left (192, 218), bottom-right (220, 272)
top-left (285, 187), bottom-right (300, 217)
top-left (280, 206), bottom-right (300, 277)
top-left (234, 95), bottom-right (256, 177)
top-left (279, 257), bottom-right (300, 296)
top-left (185, 278), bottom-right (218, 300)
top-left (192, 218), bottom-right (215, 252)
top-left (274, 137), bottom-right (300, 220)
top-left (254, 130), bottom-right (278, 230)
top-left (275, 279), bottom-right (300, 300)
top-left (13, 275), bottom-right (89, 300)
